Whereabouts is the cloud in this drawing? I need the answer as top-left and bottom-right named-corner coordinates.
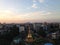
top-left (32, 0), bottom-right (45, 3)
top-left (32, 0), bottom-right (45, 9)
top-left (0, 10), bottom-right (51, 19)
top-left (32, 4), bottom-right (38, 8)
top-left (25, 11), bottom-right (51, 16)
top-left (33, 0), bottom-right (37, 2)
top-left (38, 0), bottom-right (44, 3)
top-left (0, 9), bottom-right (51, 23)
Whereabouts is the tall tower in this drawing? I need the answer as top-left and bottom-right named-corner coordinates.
top-left (27, 27), bottom-right (32, 38)
top-left (25, 26), bottom-right (34, 43)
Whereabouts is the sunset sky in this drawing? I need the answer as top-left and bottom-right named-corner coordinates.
top-left (0, 0), bottom-right (60, 23)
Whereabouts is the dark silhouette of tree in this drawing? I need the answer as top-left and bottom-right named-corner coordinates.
top-left (37, 29), bottom-right (46, 37)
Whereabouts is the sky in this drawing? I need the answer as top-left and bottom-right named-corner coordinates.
top-left (0, 0), bottom-right (60, 23)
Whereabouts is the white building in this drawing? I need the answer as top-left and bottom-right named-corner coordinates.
top-left (16, 24), bottom-right (25, 32)
top-left (19, 26), bottom-right (25, 32)
top-left (47, 31), bottom-right (60, 39)
top-left (33, 23), bottom-right (41, 30)
top-left (52, 33), bottom-right (56, 39)
top-left (0, 24), bottom-right (3, 29)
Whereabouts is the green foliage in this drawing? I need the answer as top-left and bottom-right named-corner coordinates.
top-left (37, 30), bottom-right (46, 37)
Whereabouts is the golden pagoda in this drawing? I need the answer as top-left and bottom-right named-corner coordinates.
top-left (25, 26), bottom-right (34, 43)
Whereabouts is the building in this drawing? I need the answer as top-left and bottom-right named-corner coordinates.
top-left (0, 24), bottom-right (3, 29)
top-left (19, 26), bottom-right (25, 32)
top-left (33, 23), bottom-right (42, 32)
top-left (47, 31), bottom-right (60, 39)
top-left (25, 26), bottom-right (34, 43)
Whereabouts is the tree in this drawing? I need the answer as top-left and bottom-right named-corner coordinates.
top-left (37, 29), bottom-right (46, 37)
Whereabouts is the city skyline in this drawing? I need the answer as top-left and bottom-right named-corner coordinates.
top-left (0, 0), bottom-right (60, 23)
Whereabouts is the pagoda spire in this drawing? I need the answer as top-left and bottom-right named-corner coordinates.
top-left (25, 26), bottom-right (34, 43)
top-left (27, 26), bottom-right (32, 38)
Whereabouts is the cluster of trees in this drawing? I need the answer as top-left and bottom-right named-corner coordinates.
top-left (0, 25), bottom-right (19, 45)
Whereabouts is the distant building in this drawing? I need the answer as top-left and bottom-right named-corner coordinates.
top-left (59, 24), bottom-right (60, 29)
top-left (52, 33), bottom-right (56, 39)
top-left (25, 26), bottom-right (34, 43)
top-left (0, 24), bottom-right (3, 29)
top-left (19, 26), bottom-right (25, 32)
top-left (5, 24), bottom-right (14, 27)
top-left (33, 23), bottom-right (41, 32)
top-left (0, 23), bottom-right (3, 29)
top-left (47, 31), bottom-right (60, 39)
